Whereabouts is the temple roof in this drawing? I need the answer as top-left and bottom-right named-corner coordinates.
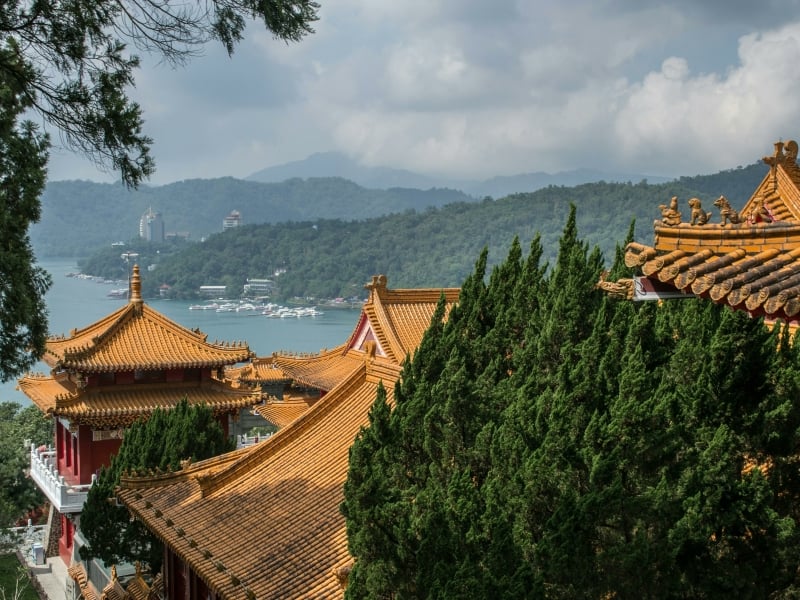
top-left (254, 398), bottom-right (319, 428)
top-left (20, 265), bottom-right (258, 426)
top-left (622, 139), bottom-right (800, 320)
top-left (117, 276), bottom-right (459, 599)
top-left (42, 265), bottom-right (252, 373)
top-left (345, 274), bottom-right (460, 364)
top-left (272, 345), bottom-right (365, 391)
top-left (18, 374), bottom-right (260, 428)
top-left (225, 357), bottom-right (291, 385)
top-left (68, 562), bottom-right (163, 600)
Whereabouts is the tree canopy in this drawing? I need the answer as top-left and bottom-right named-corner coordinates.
top-left (0, 0), bottom-right (319, 382)
top-left (0, 402), bottom-right (51, 550)
top-left (342, 208), bottom-right (800, 598)
top-left (80, 399), bottom-right (234, 572)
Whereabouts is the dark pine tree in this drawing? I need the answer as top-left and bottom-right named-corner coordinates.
top-left (80, 399), bottom-right (233, 572)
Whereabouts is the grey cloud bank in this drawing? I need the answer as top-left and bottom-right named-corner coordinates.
top-left (44, 1), bottom-right (800, 186)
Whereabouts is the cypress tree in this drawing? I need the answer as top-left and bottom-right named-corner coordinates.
top-left (343, 211), bottom-right (800, 599)
top-left (80, 399), bottom-right (233, 572)
top-left (342, 383), bottom-right (406, 598)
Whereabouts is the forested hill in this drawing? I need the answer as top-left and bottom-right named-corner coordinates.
top-left (82, 161), bottom-right (768, 301)
top-left (33, 162), bottom-right (762, 259)
top-left (31, 177), bottom-right (473, 257)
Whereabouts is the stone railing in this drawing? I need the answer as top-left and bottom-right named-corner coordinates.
top-left (29, 445), bottom-right (95, 514)
top-left (236, 432), bottom-right (273, 449)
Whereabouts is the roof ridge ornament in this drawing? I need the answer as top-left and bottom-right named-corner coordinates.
top-left (364, 274), bottom-right (387, 291)
top-left (130, 264), bottom-right (143, 310)
top-left (763, 139), bottom-right (799, 192)
top-left (364, 274), bottom-right (388, 303)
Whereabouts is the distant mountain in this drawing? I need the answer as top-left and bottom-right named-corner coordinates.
top-left (247, 152), bottom-right (443, 191)
top-left (38, 161), bottom-right (764, 260)
top-left (246, 152), bottom-right (673, 197)
top-left (128, 163), bottom-right (766, 301)
top-left (32, 176), bottom-right (474, 257)
top-left (465, 168), bottom-right (672, 199)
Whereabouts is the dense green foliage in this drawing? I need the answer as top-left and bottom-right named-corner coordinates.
top-left (80, 399), bottom-right (234, 572)
top-left (0, 0), bottom-right (318, 379)
top-left (0, 403), bottom-right (51, 534)
top-left (32, 178), bottom-right (474, 257)
top-left (341, 209), bottom-right (800, 598)
top-left (0, 50), bottom-right (51, 381)
top-left (33, 163), bottom-right (764, 260)
top-left (0, 554), bottom-right (39, 600)
top-left (106, 168), bottom-right (764, 301)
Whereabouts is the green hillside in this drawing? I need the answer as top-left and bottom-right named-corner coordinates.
top-left (31, 177), bottom-right (473, 257)
top-left (77, 162), bottom-right (768, 301)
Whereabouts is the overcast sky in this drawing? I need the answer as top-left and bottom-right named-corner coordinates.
top-left (44, 0), bottom-right (800, 185)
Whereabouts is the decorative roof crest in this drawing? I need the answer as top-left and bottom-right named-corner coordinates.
top-left (130, 264), bottom-right (143, 310)
top-left (365, 274), bottom-right (387, 291)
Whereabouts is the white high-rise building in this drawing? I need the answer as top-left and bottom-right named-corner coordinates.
top-left (139, 207), bottom-right (165, 242)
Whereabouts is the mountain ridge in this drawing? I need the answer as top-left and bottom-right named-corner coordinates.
top-left (245, 151), bottom-right (674, 198)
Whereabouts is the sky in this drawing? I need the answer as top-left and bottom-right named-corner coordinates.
top-left (44, 0), bottom-right (800, 185)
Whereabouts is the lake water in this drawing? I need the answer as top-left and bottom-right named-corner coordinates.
top-left (0, 259), bottom-right (361, 406)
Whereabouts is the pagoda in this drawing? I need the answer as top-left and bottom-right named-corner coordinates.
top-left (600, 138), bottom-right (800, 324)
top-left (117, 275), bottom-right (460, 599)
top-left (19, 265), bottom-right (258, 569)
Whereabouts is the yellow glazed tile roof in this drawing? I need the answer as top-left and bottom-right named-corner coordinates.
top-left (118, 276), bottom-right (458, 599)
top-left (344, 275), bottom-right (460, 363)
top-left (272, 345), bottom-right (364, 391)
top-left (68, 564), bottom-right (99, 600)
top-left (225, 357), bottom-right (290, 384)
top-left (254, 398), bottom-right (318, 428)
top-left (120, 364), bottom-right (378, 599)
top-left (17, 376), bottom-right (260, 428)
top-left (43, 265), bottom-right (252, 372)
top-left (69, 561), bottom-right (159, 600)
top-left (622, 139), bottom-right (800, 321)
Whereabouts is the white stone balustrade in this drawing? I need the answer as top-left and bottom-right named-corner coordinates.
top-left (29, 444), bottom-right (95, 514)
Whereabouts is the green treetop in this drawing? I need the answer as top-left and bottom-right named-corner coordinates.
top-left (80, 399), bottom-right (234, 573)
top-left (342, 211), bottom-right (800, 599)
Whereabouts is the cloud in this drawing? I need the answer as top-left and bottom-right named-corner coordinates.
top-left (615, 22), bottom-right (800, 174)
top-left (43, 2), bottom-right (800, 185)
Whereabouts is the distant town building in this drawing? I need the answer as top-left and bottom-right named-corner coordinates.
top-left (243, 278), bottom-right (274, 297)
top-left (139, 207), bottom-right (165, 242)
top-left (223, 210), bottom-right (241, 231)
top-left (199, 285), bottom-right (227, 297)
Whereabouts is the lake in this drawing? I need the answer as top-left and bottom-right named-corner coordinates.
top-left (0, 259), bottom-right (361, 406)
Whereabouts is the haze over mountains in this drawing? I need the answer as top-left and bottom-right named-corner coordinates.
top-left (245, 151), bottom-right (673, 198)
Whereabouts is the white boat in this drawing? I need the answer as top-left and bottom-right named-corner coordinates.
top-left (189, 303), bottom-right (219, 310)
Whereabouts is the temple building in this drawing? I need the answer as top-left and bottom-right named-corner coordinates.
top-left (19, 265), bottom-right (258, 593)
top-left (117, 275), bottom-right (460, 599)
top-left (598, 138), bottom-right (800, 326)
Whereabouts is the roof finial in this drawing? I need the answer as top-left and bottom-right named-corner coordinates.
top-left (130, 264), bottom-right (143, 307)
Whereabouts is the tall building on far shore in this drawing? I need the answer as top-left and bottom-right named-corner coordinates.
top-left (223, 210), bottom-right (241, 231)
top-left (139, 207), bottom-right (165, 242)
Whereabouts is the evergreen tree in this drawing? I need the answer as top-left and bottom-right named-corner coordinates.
top-left (80, 399), bottom-right (233, 572)
top-left (0, 403), bottom-right (51, 547)
top-left (0, 59), bottom-right (50, 381)
top-left (343, 211), bottom-right (800, 598)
